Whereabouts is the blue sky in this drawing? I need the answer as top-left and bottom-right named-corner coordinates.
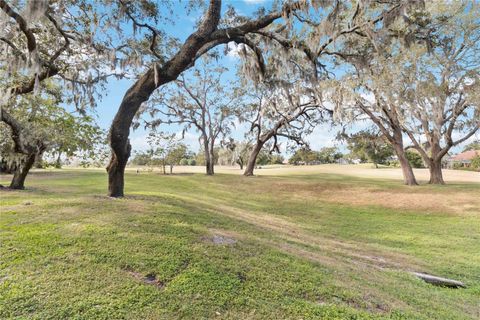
top-left (90, 0), bottom-right (477, 156)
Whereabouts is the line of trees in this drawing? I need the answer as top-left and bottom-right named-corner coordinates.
top-left (128, 137), bottom-right (286, 173)
top-left (289, 147), bottom-right (343, 165)
top-left (1, 1), bottom-right (478, 195)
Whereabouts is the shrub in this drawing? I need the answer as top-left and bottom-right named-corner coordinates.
top-left (471, 155), bottom-right (480, 170)
top-left (387, 160), bottom-right (400, 167)
top-left (406, 151), bottom-right (424, 168)
top-left (179, 158), bottom-right (189, 166)
top-left (188, 159), bottom-right (196, 166)
top-left (453, 162), bottom-right (463, 170)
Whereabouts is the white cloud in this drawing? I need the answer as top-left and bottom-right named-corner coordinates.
top-left (305, 125), bottom-right (343, 151)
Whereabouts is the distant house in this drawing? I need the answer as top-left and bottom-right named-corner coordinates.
top-left (447, 150), bottom-right (480, 168)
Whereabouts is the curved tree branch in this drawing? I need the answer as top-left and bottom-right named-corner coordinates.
top-left (0, 0), bottom-right (36, 52)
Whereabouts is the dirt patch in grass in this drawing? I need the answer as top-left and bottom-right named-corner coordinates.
top-left (201, 229), bottom-right (243, 246)
top-left (126, 269), bottom-right (165, 288)
top-left (203, 235), bottom-right (237, 245)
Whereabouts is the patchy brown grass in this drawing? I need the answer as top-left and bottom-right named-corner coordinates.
top-left (302, 186), bottom-right (480, 216)
top-left (214, 176), bottom-right (480, 216)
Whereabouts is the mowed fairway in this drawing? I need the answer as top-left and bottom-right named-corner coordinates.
top-left (1, 167), bottom-right (479, 319)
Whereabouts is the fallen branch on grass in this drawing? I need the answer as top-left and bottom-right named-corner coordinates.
top-left (412, 272), bottom-right (466, 288)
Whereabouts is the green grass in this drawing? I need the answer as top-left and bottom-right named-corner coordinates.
top-left (1, 170), bottom-right (479, 319)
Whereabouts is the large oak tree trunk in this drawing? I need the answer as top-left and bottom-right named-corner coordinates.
top-left (204, 140), bottom-right (216, 175)
top-left (205, 143), bottom-right (215, 175)
top-left (107, 142), bottom-right (131, 197)
top-left (206, 159), bottom-right (214, 175)
top-left (244, 142), bottom-right (264, 176)
top-left (107, 70), bottom-right (157, 197)
top-left (425, 143), bottom-right (446, 185)
top-left (203, 140), bottom-right (210, 175)
top-left (392, 138), bottom-right (418, 186)
top-left (397, 150), bottom-right (418, 186)
top-left (209, 145), bottom-right (216, 175)
top-left (10, 153), bottom-right (35, 190)
top-left (428, 159), bottom-right (445, 184)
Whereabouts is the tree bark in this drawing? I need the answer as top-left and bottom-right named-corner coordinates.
top-left (10, 153), bottom-right (35, 189)
top-left (428, 159), bottom-right (445, 184)
top-left (425, 143), bottom-right (446, 184)
top-left (209, 144), bottom-right (216, 175)
top-left (107, 141), bottom-right (131, 197)
top-left (206, 151), bottom-right (215, 175)
top-left (206, 159), bottom-right (214, 175)
top-left (244, 142), bottom-right (264, 176)
top-left (394, 144), bottom-right (418, 186)
top-left (203, 138), bottom-right (211, 175)
top-left (203, 138), bottom-right (216, 175)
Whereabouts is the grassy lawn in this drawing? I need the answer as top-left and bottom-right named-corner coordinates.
top-left (1, 169), bottom-right (479, 319)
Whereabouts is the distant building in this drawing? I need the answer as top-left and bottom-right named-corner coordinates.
top-left (447, 150), bottom-right (480, 168)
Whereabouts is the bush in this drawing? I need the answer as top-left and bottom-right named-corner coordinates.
top-left (453, 162), bottom-right (463, 170)
top-left (387, 160), bottom-right (400, 167)
top-left (179, 158), bottom-right (189, 166)
top-left (270, 154), bottom-right (284, 164)
top-left (406, 151), bottom-right (424, 168)
top-left (470, 155), bottom-right (480, 170)
top-left (188, 159), bottom-right (196, 166)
